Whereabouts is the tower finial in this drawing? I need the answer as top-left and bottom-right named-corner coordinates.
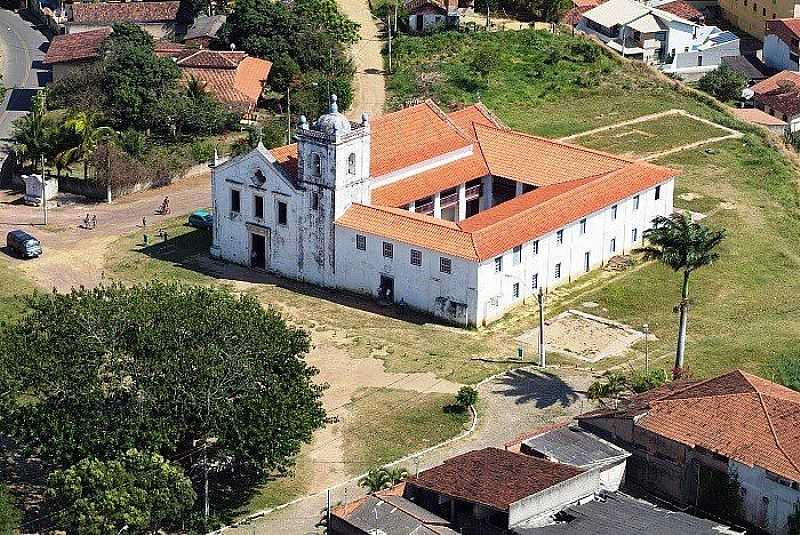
top-left (329, 94), bottom-right (338, 114)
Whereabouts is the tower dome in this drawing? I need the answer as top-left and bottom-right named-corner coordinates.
top-left (314, 95), bottom-right (351, 136)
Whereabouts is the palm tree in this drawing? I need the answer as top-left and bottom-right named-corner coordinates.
top-left (640, 213), bottom-right (726, 378)
top-left (57, 111), bottom-right (115, 181)
top-left (359, 468), bottom-right (392, 493)
top-left (11, 92), bottom-right (56, 173)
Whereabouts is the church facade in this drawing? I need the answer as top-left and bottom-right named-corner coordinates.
top-left (210, 97), bottom-right (675, 326)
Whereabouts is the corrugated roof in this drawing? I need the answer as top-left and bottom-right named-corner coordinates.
top-left (521, 426), bottom-right (629, 468)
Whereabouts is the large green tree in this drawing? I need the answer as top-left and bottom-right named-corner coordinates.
top-left (11, 92), bottom-right (56, 172)
top-left (47, 449), bottom-right (195, 535)
top-left (0, 283), bottom-right (326, 478)
top-left (56, 110), bottom-right (115, 181)
top-left (0, 484), bottom-right (20, 534)
top-left (640, 213), bottom-right (726, 377)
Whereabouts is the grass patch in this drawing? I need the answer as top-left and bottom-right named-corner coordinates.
top-left (342, 388), bottom-right (470, 471)
top-left (574, 113), bottom-right (732, 159)
top-left (0, 257), bottom-right (36, 320)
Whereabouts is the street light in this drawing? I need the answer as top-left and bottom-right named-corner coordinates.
top-left (642, 323), bottom-right (650, 374)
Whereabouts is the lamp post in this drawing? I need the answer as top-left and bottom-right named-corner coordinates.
top-left (643, 323), bottom-right (650, 374)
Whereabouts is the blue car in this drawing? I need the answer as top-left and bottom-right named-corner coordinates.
top-left (188, 210), bottom-right (213, 229)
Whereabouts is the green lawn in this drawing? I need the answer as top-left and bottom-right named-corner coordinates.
top-left (574, 113), bottom-right (732, 159)
top-left (0, 257), bottom-right (35, 320)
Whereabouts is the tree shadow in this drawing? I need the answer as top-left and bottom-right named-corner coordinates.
top-left (491, 369), bottom-right (580, 409)
top-left (0, 435), bottom-right (53, 529)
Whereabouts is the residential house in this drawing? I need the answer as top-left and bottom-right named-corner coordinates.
top-left (404, 0), bottom-right (473, 32)
top-left (210, 98), bottom-right (675, 326)
top-left (330, 492), bottom-right (459, 535)
top-left (749, 70), bottom-right (800, 130)
top-left (578, 0), bottom-right (740, 77)
top-left (183, 14), bottom-right (226, 48)
top-left (43, 28), bottom-right (111, 82)
top-left (652, 0), bottom-right (704, 24)
top-left (578, 369), bottom-right (800, 535)
top-left (731, 107), bottom-right (788, 133)
top-left (65, 1), bottom-right (182, 39)
top-left (719, 0), bottom-right (800, 38)
top-left (765, 18), bottom-right (800, 71)
top-left (175, 50), bottom-right (271, 115)
top-left (721, 54), bottom-right (773, 83)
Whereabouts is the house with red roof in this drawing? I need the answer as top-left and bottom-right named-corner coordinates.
top-left (750, 70), bottom-right (800, 131)
top-left (765, 18), bottom-right (800, 72)
top-left (65, 1), bottom-right (182, 39)
top-left (578, 369), bottom-right (800, 535)
top-left (210, 97), bottom-right (675, 326)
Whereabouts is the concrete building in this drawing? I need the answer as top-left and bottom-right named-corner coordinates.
top-left (210, 98), bottom-right (675, 326)
top-left (43, 28), bottom-right (111, 82)
top-left (731, 107), bottom-right (788, 134)
top-left (404, 0), bottom-right (473, 32)
top-left (750, 70), bottom-right (800, 131)
top-left (719, 0), bottom-right (800, 38)
top-left (330, 493), bottom-right (458, 535)
top-left (578, 0), bottom-right (740, 77)
top-left (578, 370), bottom-right (800, 535)
top-left (65, 1), bottom-right (182, 38)
top-left (765, 18), bottom-right (800, 71)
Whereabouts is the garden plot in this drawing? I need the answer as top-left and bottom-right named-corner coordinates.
top-left (516, 310), bottom-right (651, 363)
top-left (562, 110), bottom-right (739, 161)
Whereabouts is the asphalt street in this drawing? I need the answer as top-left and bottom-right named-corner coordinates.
top-left (0, 8), bottom-right (49, 149)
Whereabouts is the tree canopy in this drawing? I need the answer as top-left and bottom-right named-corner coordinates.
top-left (697, 65), bottom-right (747, 103)
top-left (47, 449), bottom-right (195, 535)
top-left (0, 484), bottom-right (20, 534)
top-left (0, 283), bottom-right (327, 478)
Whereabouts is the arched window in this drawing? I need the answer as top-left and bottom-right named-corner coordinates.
top-left (347, 153), bottom-right (356, 175)
top-left (312, 153), bottom-right (322, 177)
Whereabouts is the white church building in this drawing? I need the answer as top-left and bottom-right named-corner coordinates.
top-left (210, 97), bottom-right (675, 326)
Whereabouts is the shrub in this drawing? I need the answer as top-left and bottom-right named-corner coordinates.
top-left (696, 65), bottom-right (747, 103)
top-left (455, 386), bottom-right (479, 408)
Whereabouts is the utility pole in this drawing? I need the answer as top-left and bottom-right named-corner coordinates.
top-left (327, 48), bottom-right (333, 97)
top-left (537, 288), bottom-right (546, 367)
top-left (40, 154), bottom-right (47, 226)
top-left (486, 2), bottom-right (490, 30)
top-left (326, 489), bottom-right (332, 531)
top-left (387, 15), bottom-right (393, 73)
top-left (394, 0), bottom-right (398, 33)
top-left (643, 323), bottom-right (650, 374)
top-left (286, 87), bottom-right (291, 144)
top-left (203, 441), bottom-right (209, 523)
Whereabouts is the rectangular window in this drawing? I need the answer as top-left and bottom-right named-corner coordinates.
top-left (791, 52), bottom-right (799, 63)
top-left (584, 251), bottom-right (591, 273)
top-left (532, 240), bottom-right (539, 255)
top-left (230, 189), bottom-right (241, 213)
top-left (611, 205), bottom-right (618, 220)
top-left (610, 238), bottom-right (616, 253)
top-left (556, 229), bottom-right (564, 244)
top-left (356, 234), bottom-right (366, 251)
top-left (580, 218), bottom-right (587, 234)
top-left (254, 195), bottom-right (264, 219)
top-left (410, 249), bottom-right (422, 266)
top-left (632, 228), bottom-right (639, 242)
top-left (531, 273), bottom-right (538, 289)
top-left (655, 185), bottom-right (661, 200)
top-left (440, 257), bottom-right (452, 274)
top-left (554, 263), bottom-right (562, 279)
top-left (512, 283), bottom-right (520, 299)
top-left (513, 245), bottom-right (522, 264)
top-left (494, 256), bottom-right (503, 273)
top-left (311, 192), bottom-right (319, 211)
top-left (277, 201), bottom-right (287, 225)
top-left (382, 242), bottom-right (394, 259)
top-left (633, 195), bottom-right (640, 210)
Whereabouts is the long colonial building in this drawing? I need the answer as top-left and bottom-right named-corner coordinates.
top-left (210, 97), bottom-right (675, 326)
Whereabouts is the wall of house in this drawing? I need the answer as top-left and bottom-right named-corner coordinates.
top-left (66, 21), bottom-right (174, 39)
top-left (756, 102), bottom-right (800, 131)
top-left (508, 469), bottom-right (601, 527)
top-left (719, 0), bottom-right (799, 38)
top-left (407, 13), bottom-right (447, 32)
top-left (672, 39), bottom-right (740, 70)
top-left (334, 226), bottom-right (479, 325)
top-left (475, 179), bottom-right (674, 325)
top-left (734, 461), bottom-right (800, 535)
top-left (764, 34), bottom-right (800, 71)
top-left (51, 59), bottom-right (96, 83)
top-left (598, 459), bottom-right (627, 491)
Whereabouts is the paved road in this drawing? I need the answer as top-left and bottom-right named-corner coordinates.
top-left (0, 9), bottom-right (49, 148)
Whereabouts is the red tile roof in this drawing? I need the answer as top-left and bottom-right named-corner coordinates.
top-left (766, 18), bottom-right (800, 47)
top-left (406, 448), bottom-right (585, 511)
top-left (177, 51), bottom-right (271, 111)
top-left (581, 370), bottom-right (800, 482)
top-left (44, 28), bottom-right (111, 65)
top-left (731, 108), bottom-right (787, 127)
top-left (655, 0), bottom-right (703, 21)
top-left (448, 103), bottom-right (506, 138)
top-left (70, 1), bottom-right (180, 23)
top-left (752, 71), bottom-right (800, 117)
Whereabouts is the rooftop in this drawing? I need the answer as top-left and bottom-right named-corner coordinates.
top-left (333, 494), bottom-right (458, 535)
top-left (520, 425), bottom-right (630, 468)
top-left (580, 369), bottom-right (800, 482)
top-left (731, 107), bottom-right (787, 127)
top-left (185, 14), bottom-right (226, 41)
top-left (70, 0), bottom-right (180, 24)
top-left (176, 51), bottom-right (271, 110)
top-left (766, 17), bottom-right (800, 42)
top-left (581, 0), bottom-right (696, 29)
top-left (653, 0), bottom-right (703, 21)
top-left (406, 448), bottom-right (585, 512)
top-left (43, 28), bottom-right (111, 64)
top-left (751, 70), bottom-right (800, 116)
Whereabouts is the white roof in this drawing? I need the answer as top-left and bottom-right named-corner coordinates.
top-left (582, 0), bottom-right (695, 28)
top-left (628, 13), bottom-right (667, 32)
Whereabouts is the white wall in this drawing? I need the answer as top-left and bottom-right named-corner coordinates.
top-left (508, 470), bottom-right (601, 527)
top-left (764, 34), bottom-right (800, 71)
top-left (733, 460), bottom-right (800, 535)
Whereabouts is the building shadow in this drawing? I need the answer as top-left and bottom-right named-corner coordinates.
top-left (491, 368), bottom-right (580, 409)
top-left (6, 88), bottom-right (37, 112)
top-left (135, 228), bottom-right (442, 327)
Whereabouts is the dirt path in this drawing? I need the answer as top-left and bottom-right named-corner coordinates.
top-left (339, 0), bottom-right (386, 119)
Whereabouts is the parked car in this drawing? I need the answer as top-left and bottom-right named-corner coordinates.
top-left (6, 230), bottom-right (42, 259)
top-left (188, 210), bottom-right (213, 229)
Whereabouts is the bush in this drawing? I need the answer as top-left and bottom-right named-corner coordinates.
top-left (627, 368), bottom-right (668, 393)
top-left (697, 65), bottom-right (747, 103)
top-left (0, 484), bottom-right (20, 534)
top-left (190, 139), bottom-right (216, 162)
top-left (455, 386), bottom-right (479, 408)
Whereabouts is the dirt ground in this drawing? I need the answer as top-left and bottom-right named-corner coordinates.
top-left (339, 0), bottom-right (386, 119)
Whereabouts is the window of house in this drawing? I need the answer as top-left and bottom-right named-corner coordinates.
top-left (440, 257), bottom-right (452, 274)
top-left (743, 0), bottom-right (747, 6)
top-left (494, 256), bottom-right (503, 272)
top-left (531, 273), bottom-right (538, 289)
top-left (632, 227), bottom-right (639, 242)
top-left (311, 153), bottom-right (322, 177)
top-left (580, 218), bottom-right (587, 234)
top-left (554, 263), bottom-right (562, 279)
top-left (347, 153), bottom-right (356, 175)
top-left (513, 283), bottom-right (520, 299)
top-left (611, 205), bottom-right (618, 220)
top-left (410, 249), bottom-right (422, 266)
top-left (311, 192), bottom-right (319, 211)
top-left (277, 201), bottom-right (288, 225)
top-left (697, 55), bottom-right (703, 67)
top-left (532, 240), bottom-right (539, 255)
top-left (655, 185), bottom-right (661, 200)
top-left (230, 189), bottom-right (240, 213)
top-left (513, 245), bottom-right (522, 264)
top-left (762, 7), bottom-right (766, 15)
top-left (556, 229), bottom-right (564, 244)
top-left (584, 251), bottom-right (591, 273)
top-left (610, 238), bottom-right (616, 253)
top-left (633, 195), bottom-right (640, 210)
top-left (773, 12), bottom-right (777, 17)
top-left (383, 242), bottom-right (394, 258)
top-left (752, 1), bottom-right (756, 10)
top-left (792, 53), bottom-right (800, 64)
top-left (254, 195), bottom-right (264, 219)
top-left (356, 234), bottom-right (366, 251)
